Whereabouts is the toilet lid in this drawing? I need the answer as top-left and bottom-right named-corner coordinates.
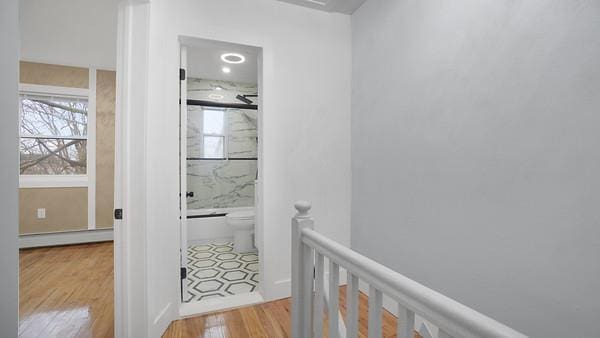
top-left (226, 210), bottom-right (254, 220)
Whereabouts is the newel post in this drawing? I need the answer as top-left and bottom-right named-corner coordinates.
top-left (291, 201), bottom-right (314, 338)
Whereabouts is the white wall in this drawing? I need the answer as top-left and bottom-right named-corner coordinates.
top-left (20, 0), bottom-right (118, 69)
top-left (0, 0), bottom-right (19, 336)
top-left (351, 0), bottom-right (600, 337)
top-left (142, 0), bottom-right (351, 335)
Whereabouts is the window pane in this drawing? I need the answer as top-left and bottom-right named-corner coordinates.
top-left (20, 138), bottom-right (87, 174)
top-left (203, 109), bottom-right (224, 134)
top-left (203, 136), bottom-right (224, 158)
top-left (20, 94), bottom-right (88, 137)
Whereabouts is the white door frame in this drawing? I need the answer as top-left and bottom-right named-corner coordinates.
top-left (114, 1), bottom-right (151, 337)
top-left (179, 45), bottom-right (189, 300)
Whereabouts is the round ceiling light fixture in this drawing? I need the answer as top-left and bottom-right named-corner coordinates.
top-left (221, 53), bottom-right (245, 64)
top-left (222, 66), bottom-right (231, 74)
top-left (208, 94), bottom-right (224, 100)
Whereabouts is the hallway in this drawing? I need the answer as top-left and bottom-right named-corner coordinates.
top-left (19, 242), bottom-right (114, 338)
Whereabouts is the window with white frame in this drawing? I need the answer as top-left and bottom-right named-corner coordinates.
top-left (202, 108), bottom-right (226, 158)
top-left (19, 91), bottom-right (89, 175)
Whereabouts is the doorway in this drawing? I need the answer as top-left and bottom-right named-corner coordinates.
top-left (179, 38), bottom-right (264, 313)
top-left (16, 0), bottom-right (119, 336)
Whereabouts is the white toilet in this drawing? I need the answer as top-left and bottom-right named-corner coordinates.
top-left (226, 209), bottom-right (255, 253)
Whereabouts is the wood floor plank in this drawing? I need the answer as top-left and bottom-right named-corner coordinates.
top-left (20, 242), bottom-right (419, 338)
top-left (163, 285), bottom-right (420, 338)
top-left (19, 242), bottom-right (115, 338)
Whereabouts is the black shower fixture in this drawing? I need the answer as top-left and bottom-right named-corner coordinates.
top-left (236, 95), bottom-right (254, 105)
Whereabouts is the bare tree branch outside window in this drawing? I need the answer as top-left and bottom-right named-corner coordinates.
top-left (19, 94), bottom-right (88, 175)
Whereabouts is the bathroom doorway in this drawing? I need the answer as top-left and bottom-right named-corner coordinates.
top-left (179, 38), bottom-right (263, 313)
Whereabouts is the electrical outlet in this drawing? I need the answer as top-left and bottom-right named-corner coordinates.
top-left (37, 208), bottom-right (46, 219)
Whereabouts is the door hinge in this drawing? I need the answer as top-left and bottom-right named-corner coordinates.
top-left (180, 267), bottom-right (187, 280)
top-left (114, 208), bottom-right (123, 220)
top-left (179, 68), bottom-right (186, 81)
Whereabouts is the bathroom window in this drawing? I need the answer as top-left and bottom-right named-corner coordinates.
top-left (19, 92), bottom-right (88, 176)
top-left (202, 108), bottom-right (226, 158)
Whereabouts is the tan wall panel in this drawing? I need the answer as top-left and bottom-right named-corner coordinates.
top-left (18, 62), bottom-right (115, 234)
top-left (20, 188), bottom-right (88, 234)
top-left (96, 70), bottom-right (116, 228)
top-left (20, 61), bottom-right (89, 88)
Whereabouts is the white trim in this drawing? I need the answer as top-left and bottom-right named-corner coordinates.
top-left (87, 69), bottom-right (97, 230)
top-left (18, 81), bottom-right (93, 189)
top-left (19, 228), bottom-right (113, 248)
top-left (114, 2), bottom-right (151, 337)
top-left (179, 292), bottom-right (264, 318)
top-left (179, 45), bottom-right (189, 300)
top-left (19, 83), bottom-right (89, 98)
top-left (19, 174), bottom-right (88, 188)
top-left (20, 134), bottom-right (88, 140)
top-left (114, 4), bottom-right (126, 337)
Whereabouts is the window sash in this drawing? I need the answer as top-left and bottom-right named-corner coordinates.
top-left (20, 135), bottom-right (88, 140)
top-left (19, 94), bottom-right (89, 139)
top-left (18, 86), bottom-right (90, 178)
top-left (200, 108), bottom-right (228, 158)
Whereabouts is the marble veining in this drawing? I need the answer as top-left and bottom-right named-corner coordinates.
top-left (187, 78), bottom-right (257, 104)
top-left (187, 78), bottom-right (257, 210)
top-left (187, 160), bottom-right (256, 209)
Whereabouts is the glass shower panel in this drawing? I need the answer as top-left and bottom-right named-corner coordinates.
top-left (227, 108), bottom-right (257, 158)
top-left (186, 107), bottom-right (257, 210)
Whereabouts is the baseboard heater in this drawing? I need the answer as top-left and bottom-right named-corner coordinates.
top-left (19, 228), bottom-right (113, 249)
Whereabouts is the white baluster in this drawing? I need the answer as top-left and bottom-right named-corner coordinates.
top-left (328, 261), bottom-right (340, 338)
top-left (292, 201), bottom-right (314, 338)
top-left (368, 286), bottom-right (382, 338)
top-left (303, 244), bottom-right (314, 337)
top-left (439, 329), bottom-right (453, 338)
top-left (418, 323), bottom-right (433, 338)
top-left (397, 304), bottom-right (415, 338)
top-left (346, 273), bottom-right (359, 338)
top-left (314, 252), bottom-right (325, 338)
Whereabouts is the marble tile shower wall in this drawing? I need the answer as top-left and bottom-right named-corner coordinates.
top-left (187, 78), bottom-right (258, 210)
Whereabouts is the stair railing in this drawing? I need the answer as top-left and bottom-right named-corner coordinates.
top-left (291, 201), bottom-right (527, 338)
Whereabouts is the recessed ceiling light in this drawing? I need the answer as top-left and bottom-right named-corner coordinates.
top-left (222, 66), bottom-right (231, 74)
top-left (215, 85), bottom-right (223, 90)
top-left (221, 53), bottom-right (245, 64)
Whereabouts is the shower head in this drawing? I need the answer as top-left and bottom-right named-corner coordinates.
top-left (236, 95), bottom-right (254, 105)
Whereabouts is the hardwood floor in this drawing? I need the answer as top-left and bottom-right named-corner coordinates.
top-left (19, 242), bottom-right (114, 338)
top-left (19, 242), bottom-right (415, 338)
top-left (164, 286), bottom-right (418, 338)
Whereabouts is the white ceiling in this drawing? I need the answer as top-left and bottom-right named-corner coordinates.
top-left (277, 0), bottom-right (366, 14)
top-left (183, 38), bottom-right (259, 84)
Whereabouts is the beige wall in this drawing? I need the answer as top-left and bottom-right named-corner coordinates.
top-left (20, 61), bottom-right (88, 88)
top-left (19, 62), bottom-right (115, 234)
top-left (96, 70), bottom-right (116, 228)
top-left (19, 188), bottom-right (88, 234)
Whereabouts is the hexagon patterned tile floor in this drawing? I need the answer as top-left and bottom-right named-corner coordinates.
top-left (185, 241), bottom-right (259, 302)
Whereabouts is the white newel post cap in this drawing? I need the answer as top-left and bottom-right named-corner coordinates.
top-left (294, 200), bottom-right (312, 218)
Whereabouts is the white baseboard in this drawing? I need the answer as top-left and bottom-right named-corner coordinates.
top-left (153, 302), bottom-right (174, 337)
top-left (19, 228), bottom-right (113, 248)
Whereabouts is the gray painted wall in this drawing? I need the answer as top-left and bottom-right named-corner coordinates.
top-left (351, 1), bottom-right (600, 337)
top-left (0, 0), bottom-right (19, 336)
